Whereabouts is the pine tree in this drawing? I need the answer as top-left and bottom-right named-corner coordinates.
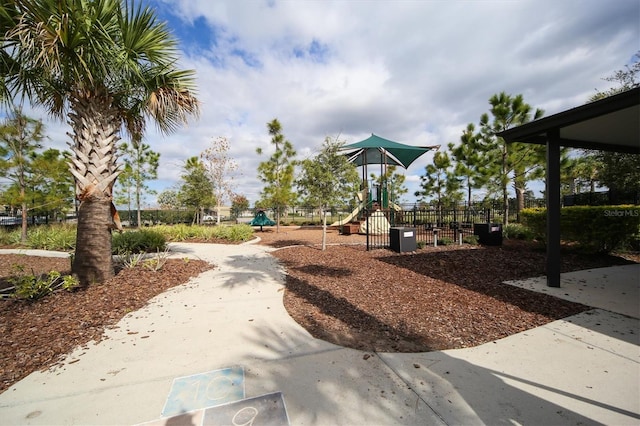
top-left (178, 157), bottom-right (214, 224)
top-left (118, 136), bottom-right (160, 228)
top-left (416, 151), bottom-right (461, 223)
top-left (448, 123), bottom-right (489, 208)
top-left (0, 107), bottom-right (44, 242)
top-left (28, 148), bottom-right (74, 222)
top-left (256, 119), bottom-right (297, 232)
top-left (478, 93), bottom-right (544, 224)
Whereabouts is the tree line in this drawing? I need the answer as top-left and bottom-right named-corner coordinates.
top-left (9, 48), bottom-right (633, 241)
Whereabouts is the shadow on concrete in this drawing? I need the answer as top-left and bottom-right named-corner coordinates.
top-left (241, 319), bottom-right (624, 425)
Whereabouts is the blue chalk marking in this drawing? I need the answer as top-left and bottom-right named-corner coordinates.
top-left (162, 366), bottom-right (245, 417)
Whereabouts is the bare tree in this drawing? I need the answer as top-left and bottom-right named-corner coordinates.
top-left (201, 137), bottom-right (239, 224)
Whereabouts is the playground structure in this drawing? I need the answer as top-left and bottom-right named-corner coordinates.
top-left (249, 210), bottom-right (276, 231)
top-left (330, 185), bottom-right (401, 235)
top-left (331, 134), bottom-right (437, 235)
top-left (329, 135), bottom-right (500, 250)
top-left (240, 133), bottom-right (499, 250)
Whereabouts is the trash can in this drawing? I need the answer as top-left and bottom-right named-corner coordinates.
top-left (473, 223), bottom-right (503, 246)
top-left (390, 227), bottom-right (417, 253)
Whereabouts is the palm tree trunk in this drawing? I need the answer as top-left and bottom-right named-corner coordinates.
top-left (73, 199), bottom-right (114, 284)
top-left (67, 92), bottom-right (121, 285)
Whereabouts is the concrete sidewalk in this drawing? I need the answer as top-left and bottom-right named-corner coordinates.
top-left (0, 243), bottom-right (638, 425)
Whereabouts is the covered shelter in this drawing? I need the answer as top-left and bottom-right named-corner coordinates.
top-left (498, 87), bottom-right (639, 287)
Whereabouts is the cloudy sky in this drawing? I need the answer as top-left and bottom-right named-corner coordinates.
top-left (23, 0), bottom-right (640, 206)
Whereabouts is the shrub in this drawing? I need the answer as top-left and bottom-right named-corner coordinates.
top-left (150, 224), bottom-right (253, 243)
top-left (438, 237), bottom-right (454, 246)
top-left (153, 224), bottom-right (194, 241)
top-left (27, 224), bottom-right (77, 251)
top-left (112, 229), bottom-right (166, 254)
top-left (0, 228), bottom-right (21, 246)
top-left (503, 223), bottom-right (534, 240)
top-left (2, 266), bottom-right (79, 301)
top-left (463, 234), bottom-right (479, 245)
top-left (520, 208), bottom-right (546, 241)
top-left (216, 224), bottom-right (253, 242)
top-left (116, 248), bottom-right (171, 271)
top-left (521, 206), bottom-right (640, 253)
top-left (0, 224), bottom-right (76, 250)
top-left (563, 206), bottom-right (640, 253)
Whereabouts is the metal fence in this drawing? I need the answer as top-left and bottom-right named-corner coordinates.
top-left (355, 206), bottom-right (497, 250)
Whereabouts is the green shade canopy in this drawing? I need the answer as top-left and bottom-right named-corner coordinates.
top-left (342, 134), bottom-right (437, 169)
top-left (345, 147), bottom-right (404, 167)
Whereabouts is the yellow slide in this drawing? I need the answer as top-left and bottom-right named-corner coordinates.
top-left (330, 202), bottom-right (365, 227)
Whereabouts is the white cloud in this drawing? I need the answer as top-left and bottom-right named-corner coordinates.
top-left (10, 0), bottom-right (639, 207)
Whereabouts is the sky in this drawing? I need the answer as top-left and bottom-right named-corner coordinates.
top-left (13, 0), bottom-right (640, 208)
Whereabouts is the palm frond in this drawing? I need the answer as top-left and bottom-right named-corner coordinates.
top-left (3, 0), bottom-right (199, 135)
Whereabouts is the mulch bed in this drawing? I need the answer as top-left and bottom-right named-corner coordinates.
top-left (0, 230), bottom-right (637, 394)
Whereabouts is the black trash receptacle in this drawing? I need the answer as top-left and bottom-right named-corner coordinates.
top-left (390, 227), bottom-right (417, 253)
top-left (473, 223), bottom-right (503, 246)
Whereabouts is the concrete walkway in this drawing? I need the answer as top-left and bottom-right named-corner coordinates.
top-left (0, 243), bottom-right (638, 425)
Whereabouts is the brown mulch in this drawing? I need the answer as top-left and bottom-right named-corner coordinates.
top-left (256, 227), bottom-right (638, 353)
top-left (0, 255), bottom-right (212, 393)
top-left (0, 226), bottom-right (637, 394)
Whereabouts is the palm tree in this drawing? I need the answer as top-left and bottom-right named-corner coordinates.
top-left (1, 0), bottom-right (199, 284)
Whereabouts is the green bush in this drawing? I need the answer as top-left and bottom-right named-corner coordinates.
top-left (563, 206), bottom-right (640, 253)
top-left (152, 224), bottom-right (195, 241)
top-left (0, 222), bottom-right (254, 252)
top-left (520, 208), bottom-right (546, 241)
top-left (150, 223), bottom-right (253, 243)
top-left (2, 266), bottom-right (79, 301)
top-left (112, 229), bottom-right (166, 254)
top-left (503, 223), bottom-right (534, 240)
top-left (438, 237), bottom-right (454, 246)
top-left (521, 205), bottom-right (640, 253)
top-left (462, 234), bottom-right (479, 245)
